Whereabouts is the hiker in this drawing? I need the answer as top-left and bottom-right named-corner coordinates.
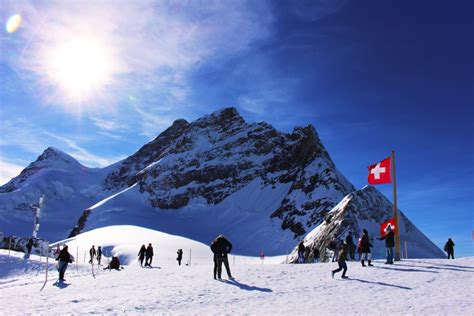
top-left (378, 225), bottom-right (395, 264)
top-left (138, 245), bottom-right (146, 267)
top-left (24, 239), bottom-right (33, 259)
top-left (329, 238), bottom-right (341, 262)
top-left (104, 256), bottom-right (121, 270)
top-left (297, 241), bottom-right (306, 263)
top-left (312, 245), bottom-right (320, 263)
top-left (97, 246), bottom-right (102, 265)
top-left (345, 232), bottom-right (356, 261)
top-left (210, 234), bottom-right (233, 280)
top-left (332, 242), bottom-right (349, 279)
top-left (89, 245), bottom-right (96, 264)
top-left (444, 238), bottom-right (455, 259)
top-left (360, 229), bottom-right (373, 267)
top-left (56, 245), bottom-right (73, 281)
top-left (145, 243), bottom-right (154, 267)
top-left (177, 249), bottom-right (183, 266)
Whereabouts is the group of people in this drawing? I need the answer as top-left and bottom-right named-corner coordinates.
top-left (53, 231), bottom-right (456, 282)
top-left (137, 243), bottom-right (154, 267)
top-left (88, 245), bottom-right (102, 265)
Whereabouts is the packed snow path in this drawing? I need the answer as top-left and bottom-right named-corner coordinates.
top-left (1, 252), bottom-right (473, 314)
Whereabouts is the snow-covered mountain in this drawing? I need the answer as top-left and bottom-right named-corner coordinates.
top-left (289, 185), bottom-right (445, 261)
top-left (0, 147), bottom-right (114, 239)
top-left (0, 108), bottom-right (443, 257)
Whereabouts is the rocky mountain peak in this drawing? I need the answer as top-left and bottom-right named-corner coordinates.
top-left (0, 147), bottom-right (83, 193)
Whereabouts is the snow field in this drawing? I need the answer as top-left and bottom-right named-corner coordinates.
top-left (1, 249), bottom-right (473, 315)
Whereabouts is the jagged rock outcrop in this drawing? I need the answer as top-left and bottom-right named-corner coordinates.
top-left (94, 107), bottom-right (354, 238)
top-left (288, 185), bottom-right (445, 261)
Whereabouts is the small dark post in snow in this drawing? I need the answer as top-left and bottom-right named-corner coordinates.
top-left (405, 241), bottom-right (408, 259)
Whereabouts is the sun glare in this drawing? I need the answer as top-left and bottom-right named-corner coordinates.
top-left (46, 37), bottom-right (114, 102)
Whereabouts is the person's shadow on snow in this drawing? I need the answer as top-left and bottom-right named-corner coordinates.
top-left (349, 278), bottom-right (412, 290)
top-left (223, 279), bottom-right (272, 292)
top-left (373, 266), bottom-right (439, 273)
top-left (53, 281), bottom-right (71, 289)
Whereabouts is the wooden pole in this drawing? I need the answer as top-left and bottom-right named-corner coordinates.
top-left (392, 150), bottom-right (401, 261)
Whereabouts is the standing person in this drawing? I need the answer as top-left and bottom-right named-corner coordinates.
top-left (330, 238), bottom-right (341, 262)
top-left (56, 245), bottom-right (73, 281)
top-left (176, 249), bottom-right (183, 266)
top-left (145, 243), bottom-right (154, 267)
top-left (97, 246), bottom-right (102, 265)
top-left (89, 245), bottom-right (96, 264)
top-left (378, 225), bottom-right (395, 264)
top-left (210, 234), bottom-right (233, 280)
top-left (332, 242), bottom-right (349, 279)
top-left (24, 239), bottom-right (33, 259)
top-left (297, 241), bottom-right (306, 263)
top-left (360, 229), bottom-right (373, 267)
top-left (138, 245), bottom-right (146, 267)
top-left (444, 238), bottom-right (455, 259)
top-left (345, 232), bottom-right (356, 261)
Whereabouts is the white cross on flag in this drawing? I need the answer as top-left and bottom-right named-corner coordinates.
top-left (368, 156), bottom-right (392, 185)
top-left (380, 218), bottom-right (396, 237)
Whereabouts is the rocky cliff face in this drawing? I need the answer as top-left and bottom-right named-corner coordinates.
top-left (94, 107), bottom-right (354, 238)
top-left (288, 185), bottom-right (445, 261)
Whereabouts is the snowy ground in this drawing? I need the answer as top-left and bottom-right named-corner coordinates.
top-left (1, 252), bottom-right (473, 314)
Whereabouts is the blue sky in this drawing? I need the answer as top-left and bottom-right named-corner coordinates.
top-left (1, 0), bottom-right (472, 257)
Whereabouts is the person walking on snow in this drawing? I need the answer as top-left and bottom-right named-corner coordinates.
top-left (137, 245), bottom-right (146, 268)
top-left (145, 243), bottom-right (154, 267)
top-left (332, 242), bottom-right (349, 279)
top-left (177, 249), bottom-right (183, 266)
top-left (138, 245), bottom-right (146, 267)
top-left (89, 245), bottom-right (96, 264)
top-left (444, 238), bottom-right (455, 259)
top-left (210, 234), bottom-right (233, 280)
top-left (56, 245), bottom-right (73, 281)
top-left (378, 225), bottom-right (395, 264)
top-left (97, 246), bottom-right (102, 265)
top-left (297, 241), bottom-right (306, 263)
top-left (360, 229), bottom-right (373, 267)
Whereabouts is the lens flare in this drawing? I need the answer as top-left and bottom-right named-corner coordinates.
top-left (6, 14), bottom-right (22, 33)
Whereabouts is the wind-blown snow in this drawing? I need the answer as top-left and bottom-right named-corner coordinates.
top-left (1, 226), bottom-right (472, 315)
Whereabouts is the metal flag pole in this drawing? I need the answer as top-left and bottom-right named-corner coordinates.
top-left (392, 150), bottom-right (401, 261)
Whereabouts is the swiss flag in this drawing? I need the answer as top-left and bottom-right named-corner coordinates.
top-left (368, 156), bottom-right (392, 185)
top-left (380, 218), bottom-right (396, 237)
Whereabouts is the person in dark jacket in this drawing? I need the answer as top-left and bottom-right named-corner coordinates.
top-left (145, 243), bottom-right (154, 267)
top-left (97, 246), bottom-right (102, 265)
top-left (360, 229), bottom-right (373, 267)
top-left (56, 245), bottom-right (73, 281)
top-left (24, 239), bottom-right (34, 259)
top-left (332, 242), bottom-right (349, 279)
top-left (176, 249), bottom-right (183, 266)
top-left (104, 256), bottom-right (121, 270)
top-left (138, 245), bottom-right (146, 267)
top-left (210, 234), bottom-right (233, 280)
top-left (297, 241), bottom-right (306, 263)
top-left (444, 238), bottom-right (455, 259)
top-left (89, 245), bottom-right (96, 264)
top-left (378, 225), bottom-right (395, 264)
top-left (345, 232), bottom-right (356, 261)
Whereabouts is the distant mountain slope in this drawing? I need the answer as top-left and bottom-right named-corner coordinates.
top-left (288, 185), bottom-right (445, 261)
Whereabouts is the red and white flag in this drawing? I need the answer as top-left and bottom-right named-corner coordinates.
top-left (380, 218), bottom-right (396, 237)
top-left (368, 157), bottom-right (392, 185)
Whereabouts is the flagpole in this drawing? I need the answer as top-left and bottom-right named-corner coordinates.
top-left (392, 150), bottom-right (401, 261)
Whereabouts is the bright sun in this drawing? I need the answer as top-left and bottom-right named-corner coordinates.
top-left (46, 37), bottom-right (114, 102)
